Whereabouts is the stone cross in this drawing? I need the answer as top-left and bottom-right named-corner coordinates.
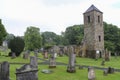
top-left (0, 61), bottom-right (10, 80)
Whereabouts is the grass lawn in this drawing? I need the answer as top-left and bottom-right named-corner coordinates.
top-left (0, 51), bottom-right (120, 80)
top-left (10, 64), bottom-right (120, 80)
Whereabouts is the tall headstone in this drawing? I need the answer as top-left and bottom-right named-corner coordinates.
top-left (30, 56), bottom-right (38, 68)
top-left (23, 50), bottom-right (30, 59)
top-left (43, 50), bottom-right (48, 59)
top-left (49, 54), bottom-right (56, 68)
top-left (105, 49), bottom-right (110, 61)
top-left (0, 61), bottom-right (10, 80)
top-left (67, 46), bottom-right (76, 73)
top-left (84, 5), bottom-right (104, 58)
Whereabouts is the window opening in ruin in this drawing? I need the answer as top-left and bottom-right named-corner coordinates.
top-left (88, 16), bottom-right (90, 23)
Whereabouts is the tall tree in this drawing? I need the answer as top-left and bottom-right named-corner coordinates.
top-left (24, 26), bottom-right (42, 50)
top-left (104, 22), bottom-right (120, 53)
top-left (8, 36), bottom-right (25, 56)
top-left (0, 19), bottom-right (7, 45)
top-left (64, 25), bottom-right (84, 45)
top-left (41, 31), bottom-right (60, 46)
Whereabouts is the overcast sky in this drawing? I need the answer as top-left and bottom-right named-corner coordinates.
top-left (0, 0), bottom-right (120, 36)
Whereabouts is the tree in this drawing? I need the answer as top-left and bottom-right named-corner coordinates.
top-left (104, 22), bottom-right (120, 53)
top-left (41, 31), bottom-right (62, 46)
top-left (24, 26), bottom-right (42, 50)
top-left (64, 25), bottom-right (84, 45)
top-left (0, 19), bottom-right (7, 45)
top-left (8, 36), bottom-right (25, 56)
top-left (4, 34), bottom-right (15, 48)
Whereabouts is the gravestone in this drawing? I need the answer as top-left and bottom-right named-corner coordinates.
top-left (66, 46), bottom-right (76, 73)
top-left (59, 47), bottom-right (64, 57)
top-left (101, 60), bottom-right (105, 66)
top-left (11, 52), bottom-right (16, 59)
top-left (30, 56), bottom-right (38, 68)
top-left (34, 49), bottom-right (38, 57)
top-left (107, 67), bottom-right (114, 74)
top-left (105, 49), bottom-right (110, 61)
top-left (16, 56), bottom-right (38, 80)
top-left (23, 50), bottom-right (30, 59)
top-left (43, 50), bottom-right (48, 59)
top-left (0, 61), bottom-right (10, 80)
top-left (49, 54), bottom-right (56, 68)
top-left (88, 67), bottom-right (95, 80)
top-left (103, 70), bottom-right (108, 76)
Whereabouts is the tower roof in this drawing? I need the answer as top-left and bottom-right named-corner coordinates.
top-left (84, 5), bottom-right (102, 13)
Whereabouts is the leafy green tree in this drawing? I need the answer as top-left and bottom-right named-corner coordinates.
top-left (42, 31), bottom-right (60, 46)
top-left (0, 19), bottom-right (7, 45)
top-left (8, 36), bottom-right (25, 56)
top-left (64, 25), bottom-right (84, 45)
top-left (24, 26), bottom-right (42, 50)
top-left (104, 22), bottom-right (120, 53)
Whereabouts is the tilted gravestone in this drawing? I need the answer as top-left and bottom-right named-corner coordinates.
top-left (16, 56), bottom-right (38, 80)
top-left (49, 54), bottom-right (56, 68)
top-left (88, 67), bottom-right (95, 80)
top-left (0, 61), bottom-right (10, 80)
top-left (66, 46), bottom-right (76, 73)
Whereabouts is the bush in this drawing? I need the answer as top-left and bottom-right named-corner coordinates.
top-left (8, 37), bottom-right (25, 56)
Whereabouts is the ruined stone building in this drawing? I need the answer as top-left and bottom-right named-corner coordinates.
top-left (83, 5), bottom-right (104, 58)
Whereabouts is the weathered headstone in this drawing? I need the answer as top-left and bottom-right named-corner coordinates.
top-left (23, 50), bottom-right (30, 59)
top-left (67, 46), bottom-right (76, 73)
top-left (0, 61), bottom-right (10, 80)
top-left (34, 49), bottom-right (38, 57)
top-left (11, 52), bottom-right (16, 59)
top-left (88, 67), bottom-right (95, 80)
top-left (49, 54), bottom-right (56, 68)
top-left (59, 47), bottom-right (64, 57)
top-left (30, 56), bottom-right (38, 68)
top-left (43, 50), bottom-right (48, 59)
top-left (103, 70), bottom-right (108, 76)
top-left (105, 49), bottom-right (110, 61)
top-left (107, 67), bottom-right (114, 74)
top-left (101, 60), bottom-right (105, 66)
top-left (16, 56), bottom-right (38, 80)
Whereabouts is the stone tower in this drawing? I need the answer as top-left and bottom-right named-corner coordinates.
top-left (83, 5), bottom-right (104, 58)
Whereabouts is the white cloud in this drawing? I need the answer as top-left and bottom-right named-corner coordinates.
top-left (1, 0), bottom-right (120, 36)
